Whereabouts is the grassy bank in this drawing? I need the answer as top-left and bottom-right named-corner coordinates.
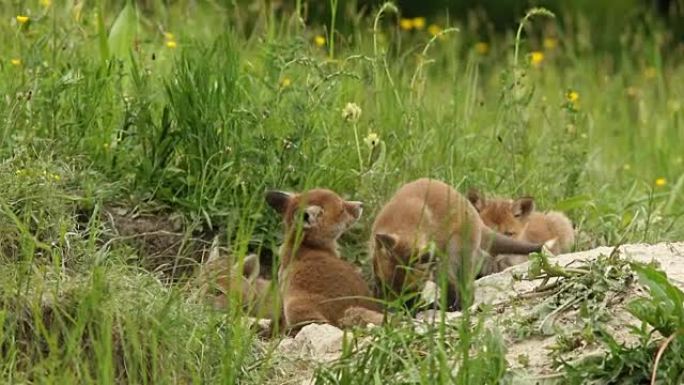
top-left (1, 1), bottom-right (683, 383)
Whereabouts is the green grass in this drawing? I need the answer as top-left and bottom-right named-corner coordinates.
top-left (1, 1), bottom-right (683, 384)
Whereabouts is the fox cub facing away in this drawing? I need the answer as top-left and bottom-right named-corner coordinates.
top-left (266, 188), bottom-right (383, 333)
top-left (194, 244), bottom-right (280, 321)
top-left (467, 190), bottom-right (575, 255)
top-left (371, 178), bottom-right (544, 311)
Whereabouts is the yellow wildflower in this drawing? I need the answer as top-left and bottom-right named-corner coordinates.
top-left (51, 174), bottom-right (61, 181)
top-left (644, 67), bottom-right (657, 79)
top-left (16, 15), bottom-right (29, 24)
top-left (364, 132), bottom-right (380, 148)
top-left (314, 35), bottom-right (326, 47)
top-left (166, 40), bottom-right (177, 49)
top-left (543, 37), bottom-right (557, 50)
top-left (530, 51), bottom-right (544, 67)
top-left (280, 77), bottom-right (292, 88)
top-left (399, 18), bottom-right (413, 31)
top-left (655, 177), bottom-right (667, 187)
top-left (474, 42), bottom-right (489, 55)
top-left (40, 0), bottom-right (52, 7)
top-left (566, 90), bottom-right (579, 104)
top-left (427, 24), bottom-right (442, 37)
top-left (10, 58), bottom-right (22, 66)
top-left (412, 17), bottom-right (426, 30)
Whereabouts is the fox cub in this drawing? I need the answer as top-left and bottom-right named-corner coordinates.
top-left (371, 178), bottom-right (543, 310)
top-left (467, 190), bottom-right (575, 255)
top-left (266, 189), bottom-right (383, 332)
top-left (195, 244), bottom-right (280, 320)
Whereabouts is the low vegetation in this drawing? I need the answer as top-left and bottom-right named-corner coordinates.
top-left (1, 0), bottom-right (683, 383)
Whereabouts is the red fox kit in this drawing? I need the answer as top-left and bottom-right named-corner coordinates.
top-left (371, 178), bottom-right (543, 310)
top-left (195, 244), bottom-right (280, 320)
top-left (467, 190), bottom-right (575, 255)
top-left (266, 189), bottom-right (383, 332)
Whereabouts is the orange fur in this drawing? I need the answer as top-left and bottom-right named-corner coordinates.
top-left (266, 189), bottom-right (382, 333)
top-left (371, 178), bottom-right (543, 310)
top-left (467, 190), bottom-right (575, 255)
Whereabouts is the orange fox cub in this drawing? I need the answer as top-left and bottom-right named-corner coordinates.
top-left (266, 189), bottom-right (383, 332)
top-left (371, 178), bottom-right (543, 310)
top-left (467, 191), bottom-right (575, 255)
top-left (196, 248), bottom-right (280, 320)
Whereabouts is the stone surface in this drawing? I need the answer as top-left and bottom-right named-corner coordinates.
top-left (294, 323), bottom-right (345, 357)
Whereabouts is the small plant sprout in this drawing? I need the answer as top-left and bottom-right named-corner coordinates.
top-left (342, 102), bottom-right (364, 173)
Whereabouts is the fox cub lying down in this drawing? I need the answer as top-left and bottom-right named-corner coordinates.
top-left (266, 188), bottom-right (384, 333)
top-left (370, 178), bottom-right (544, 311)
top-left (467, 190), bottom-right (575, 256)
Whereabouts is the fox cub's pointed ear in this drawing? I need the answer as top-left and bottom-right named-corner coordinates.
top-left (344, 201), bottom-right (363, 220)
top-left (265, 190), bottom-right (292, 214)
top-left (467, 189), bottom-right (485, 212)
top-left (512, 197), bottom-right (535, 218)
top-left (375, 233), bottom-right (398, 250)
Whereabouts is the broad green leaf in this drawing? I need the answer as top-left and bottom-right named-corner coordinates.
top-left (108, 0), bottom-right (137, 60)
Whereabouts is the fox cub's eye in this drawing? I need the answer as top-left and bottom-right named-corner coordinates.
top-left (503, 231), bottom-right (515, 237)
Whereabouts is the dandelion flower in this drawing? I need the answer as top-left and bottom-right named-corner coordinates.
top-left (427, 24), bottom-right (442, 37)
top-left (342, 102), bottom-right (362, 123)
top-left (280, 77), bottom-right (292, 88)
top-left (644, 67), bottom-right (657, 79)
top-left (16, 15), bottom-right (29, 24)
top-left (566, 90), bottom-right (579, 104)
top-left (655, 177), bottom-right (667, 187)
top-left (40, 0), bottom-right (52, 7)
top-left (543, 37), bottom-right (557, 50)
top-left (166, 40), bottom-right (177, 49)
top-left (530, 51), bottom-right (544, 67)
top-left (474, 42), bottom-right (489, 55)
top-left (364, 132), bottom-right (380, 148)
top-left (412, 17), bottom-right (426, 30)
top-left (10, 58), bottom-right (21, 66)
top-left (314, 35), bottom-right (326, 47)
top-left (399, 18), bottom-right (413, 31)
